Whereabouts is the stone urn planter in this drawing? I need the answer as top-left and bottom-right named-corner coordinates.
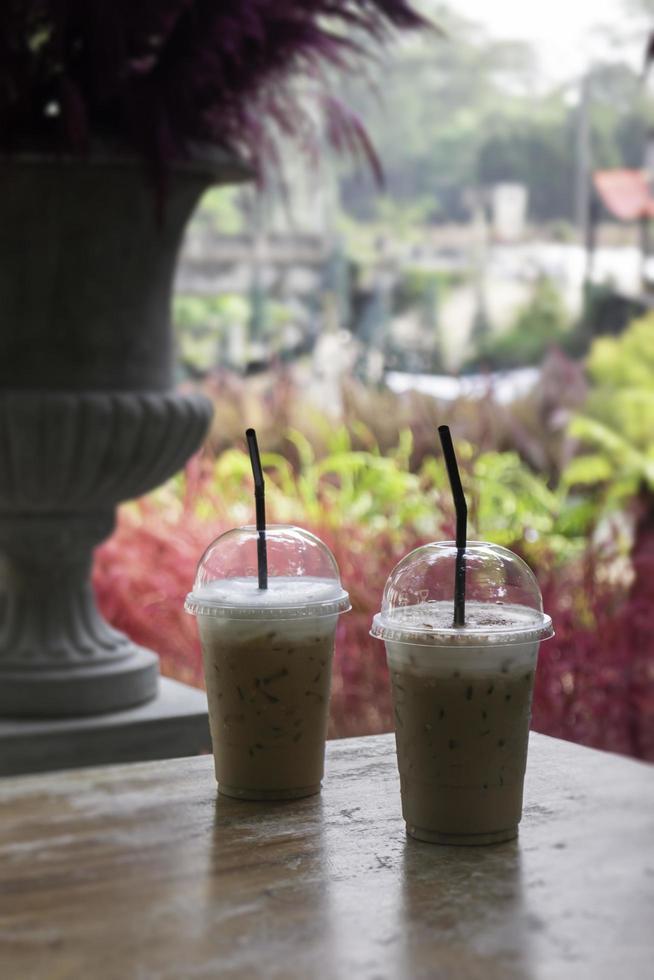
top-left (0, 150), bottom-right (246, 717)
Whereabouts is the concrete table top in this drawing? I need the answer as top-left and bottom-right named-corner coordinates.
top-left (0, 733), bottom-right (652, 979)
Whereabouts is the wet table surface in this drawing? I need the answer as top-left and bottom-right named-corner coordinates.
top-left (1, 732), bottom-right (653, 980)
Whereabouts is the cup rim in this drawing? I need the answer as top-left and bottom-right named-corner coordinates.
top-left (185, 590), bottom-right (351, 620)
top-left (370, 607), bottom-right (554, 647)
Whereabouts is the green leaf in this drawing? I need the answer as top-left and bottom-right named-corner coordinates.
top-left (562, 454), bottom-right (614, 486)
top-left (285, 429), bottom-right (315, 470)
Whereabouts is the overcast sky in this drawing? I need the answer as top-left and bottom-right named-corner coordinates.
top-left (431, 0), bottom-right (646, 82)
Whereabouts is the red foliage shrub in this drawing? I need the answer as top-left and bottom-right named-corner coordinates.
top-left (94, 469), bottom-right (654, 760)
top-left (94, 503), bottom-right (210, 689)
top-left (528, 544), bottom-right (654, 761)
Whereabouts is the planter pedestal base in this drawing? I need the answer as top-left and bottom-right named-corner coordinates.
top-left (0, 390), bottom-right (213, 719)
top-left (0, 677), bottom-right (210, 776)
top-left (0, 647), bottom-right (159, 718)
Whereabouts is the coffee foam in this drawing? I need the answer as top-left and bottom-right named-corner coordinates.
top-left (372, 600), bottom-right (553, 646)
top-left (186, 575), bottom-right (350, 620)
top-left (198, 610), bottom-right (338, 646)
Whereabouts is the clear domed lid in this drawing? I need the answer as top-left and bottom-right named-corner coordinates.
top-left (185, 524), bottom-right (350, 620)
top-left (371, 541), bottom-right (553, 646)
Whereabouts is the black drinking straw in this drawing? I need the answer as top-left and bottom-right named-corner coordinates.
top-left (438, 425), bottom-right (467, 627)
top-left (246, 428), bottom-right (268, 590)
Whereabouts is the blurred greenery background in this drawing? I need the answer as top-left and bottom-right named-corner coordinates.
top-left (96, 0), bottom-right (654, 759)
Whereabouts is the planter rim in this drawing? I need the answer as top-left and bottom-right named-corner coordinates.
top-left (0, 140), bottom-right (253, 183)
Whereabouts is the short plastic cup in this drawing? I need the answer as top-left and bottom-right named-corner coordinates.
top-left (371, 542), bottom-right (553, 845)
top-left (185, 525), bottom-right (350, 800)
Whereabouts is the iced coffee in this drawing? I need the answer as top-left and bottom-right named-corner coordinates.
top-left (186, 526), bottom-right (350, 800)
top-left (372, 543), bottom-right (553, 844)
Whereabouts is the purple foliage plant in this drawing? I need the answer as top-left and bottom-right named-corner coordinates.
top-left (0, 1), bottom-right (427, 176)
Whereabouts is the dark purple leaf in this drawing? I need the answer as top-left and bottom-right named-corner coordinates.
top-left (0, 0), bottom-right (428, 179)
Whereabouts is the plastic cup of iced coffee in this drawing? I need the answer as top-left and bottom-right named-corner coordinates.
top-left (371, 541), bottom-right (553, 845)
top-left (185, 525), bottom-right (350, 800)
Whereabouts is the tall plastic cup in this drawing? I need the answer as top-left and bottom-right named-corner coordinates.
top-left (371, 542), bottom-right (553, 845)
top-left (185, 525), bottom-right (350, 800)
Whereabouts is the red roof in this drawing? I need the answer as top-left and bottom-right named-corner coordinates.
top-left (594, 169), bottom-right (654, 221)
